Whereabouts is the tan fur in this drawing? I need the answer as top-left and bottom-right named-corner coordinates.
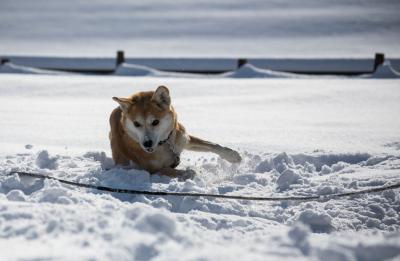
top-left (109, 86), bottom-right (241, 177)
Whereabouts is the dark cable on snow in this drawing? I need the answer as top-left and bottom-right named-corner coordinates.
top-left (8, 171), bottom-right (400, 202)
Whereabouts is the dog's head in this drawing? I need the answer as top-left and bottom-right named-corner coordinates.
top-left (113, 86), bottom-right (176, 153)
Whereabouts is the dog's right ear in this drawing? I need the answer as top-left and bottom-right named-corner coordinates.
top-left (151, 86), bottom-right (171, 109)
top-left (112, 97), bottom-right (132, 112)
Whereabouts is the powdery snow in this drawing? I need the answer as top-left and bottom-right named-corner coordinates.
top-left (0, 74), bottom-right (399, 260)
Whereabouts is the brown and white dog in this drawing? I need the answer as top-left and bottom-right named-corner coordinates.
top-left (109, 86), bottom-right (241, 177)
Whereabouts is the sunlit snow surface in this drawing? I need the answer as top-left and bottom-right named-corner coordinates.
top-left (0, 74), bottom-right (400, 260)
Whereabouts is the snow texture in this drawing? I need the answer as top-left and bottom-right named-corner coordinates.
top-left (0, 74), bottom-right (399, 260)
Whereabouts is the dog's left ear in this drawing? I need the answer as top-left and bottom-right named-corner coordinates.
top-left (152, 86), bottom-right (171, 109)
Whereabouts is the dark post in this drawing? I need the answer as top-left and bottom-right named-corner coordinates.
top-left (0, 58), bottom-right (10, 65)
top-left (373, 53), bottom-right (385, 72)
top-left (237, 58), bottom-right (248, 68)
top-left (116, 51), bottom-right (125, 67)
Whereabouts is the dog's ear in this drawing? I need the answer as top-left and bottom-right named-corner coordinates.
top-left (112, 97), bottom-right (132, 112)
top-left (151, 86), bottom-right (171, 109)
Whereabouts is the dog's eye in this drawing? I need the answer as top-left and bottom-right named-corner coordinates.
top-left (133, 121), bottom-right (141, 127)
top-left (152, 119), bottom-right (159, 126)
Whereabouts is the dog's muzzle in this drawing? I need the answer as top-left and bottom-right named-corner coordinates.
top-left (143, 140), bottom-right (155, 153)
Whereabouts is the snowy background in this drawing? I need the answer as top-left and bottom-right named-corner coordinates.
top-left (1, 1), bottom-right (400, 261)
top-left (1, 0), bottom-right (400, 57)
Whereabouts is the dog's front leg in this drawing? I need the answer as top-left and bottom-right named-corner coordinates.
top-left (159, 167), bottom-right (179, 177)
top-left (185, 135), bottom-right (242, 163)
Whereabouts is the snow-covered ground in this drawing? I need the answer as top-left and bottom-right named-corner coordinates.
top-left (1, 1), bottom-right (400, 259)
top-left (0, 73), bottom-right (400, 260)
top-left (1, 0), bottom-right (400, 57)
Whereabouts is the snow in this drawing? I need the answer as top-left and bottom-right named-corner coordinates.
top-left (0, 62), bottom-right (67, 75)
top-left (367, 62), bottom-right (400, 79)
top-left (0, 73), bottom-right (400, 260)
top-left (2, 1), bottom-right (400, 257)
top-left (222, 64), bottom-right (300, 78)
top-left (1, 0), bottom-right (400, 58)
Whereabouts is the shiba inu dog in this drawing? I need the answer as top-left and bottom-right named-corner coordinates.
top-left (109, 86), bottom-right (241, 177)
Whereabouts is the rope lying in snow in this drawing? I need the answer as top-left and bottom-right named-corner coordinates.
top-left (8, 171), bottom-right (400, 202)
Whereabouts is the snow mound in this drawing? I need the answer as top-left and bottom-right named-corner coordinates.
top-left (113, 63), bottom-right (203, 78)
top-left (0, 62), bottom-right (67, 75)
top-left (113, 63), bottom-right (160, 76)
top-left (222, 64), bottom-right (301, 78)
top-left (367, 61), bottom-right (400, 79)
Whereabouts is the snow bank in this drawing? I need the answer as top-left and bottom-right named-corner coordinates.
top-left (113, 63), bottom-right (160, 76)
top-left (222, 64), bottom-right (301, 78)
top-left (366, 61), bottom-right (400, 79)
top-left (0, 62), bottom-right (67, 75)
top-left (113, 63), bottom-right (207, 78)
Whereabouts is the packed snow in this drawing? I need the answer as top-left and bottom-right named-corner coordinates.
top-left (0, 74), bottom-right (399, 260)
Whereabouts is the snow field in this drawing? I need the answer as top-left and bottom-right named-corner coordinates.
top-left (0, 74), bottom-right (399, 260)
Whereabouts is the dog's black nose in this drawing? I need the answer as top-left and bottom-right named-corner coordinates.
top-left (143, 140), bottom-right (153, 148)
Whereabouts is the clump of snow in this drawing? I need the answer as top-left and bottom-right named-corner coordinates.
top-left (297, 209), bottom-right (334, 233)
top-left (35, 150), bottom-right (58, 170)
top-left (320, 165), bottom-right (332, 175)
top-left (364, 156), bottom-right (389, 166)
top-left (331, 161), bottom-right (349, 172)
top-left (277, 169), bottom-right (302, 191)
top-left (83, 151), bottom-right (114, 170)
top-left (255, 152), bottom-right (295, 174)
top-left (222, 64), bottom-right (300, 78)
top-left (366, 61), bottom-right (400, 79)
top-left (6, 189), bottom-right (26, 201)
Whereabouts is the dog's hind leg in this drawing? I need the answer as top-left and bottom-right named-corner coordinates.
top-left (186, 135), bottom-right (242, 163)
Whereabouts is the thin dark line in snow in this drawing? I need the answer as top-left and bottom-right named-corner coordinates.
top-left (7, 171), bottom-right (400, 202)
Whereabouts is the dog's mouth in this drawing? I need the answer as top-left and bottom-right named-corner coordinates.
top-left (144, 147), bottom-right (155, 153)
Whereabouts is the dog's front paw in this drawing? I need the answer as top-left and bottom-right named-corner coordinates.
top-left (177, 168), bottom-right (196, 181)
top-left (221, 148), bottom-right (242, 163)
